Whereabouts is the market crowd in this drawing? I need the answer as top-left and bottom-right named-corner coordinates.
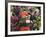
top-left (10, 5), bottom-right (41, 31)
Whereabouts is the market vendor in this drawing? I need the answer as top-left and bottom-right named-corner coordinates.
top-left (11, 13), bottom-right (19, 24)
top-left (11, 6), bottom-right (20, 17)
top-left (11, 12), bottom-right (19, 31)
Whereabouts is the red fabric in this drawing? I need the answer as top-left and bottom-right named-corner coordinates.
top-left (11, 16), bottom-right (18, 24)
top-left (20, 26), bottom-right (29, 31)
top-left (16, 26), bottom-right (19, 29)
top-left (19, 11), bottom-right (29, 18)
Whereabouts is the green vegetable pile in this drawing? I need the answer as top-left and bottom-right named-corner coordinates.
top-left (33, 16), bottom-right (41, 30)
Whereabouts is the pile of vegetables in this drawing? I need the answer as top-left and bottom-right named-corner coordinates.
top-left (33, 16), bottom-right (41, 30)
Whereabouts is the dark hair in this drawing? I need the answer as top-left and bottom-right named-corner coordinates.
top-left (34, 11), bottom-right (37, 14)
top-left (29, 9), bottom-right (33, 12)
top-left (23, 9), bottom-right (26, 11)
top-left (12, 5), bottom-right (15, 7)
top-left (12, 13), bottom-right (15, 16)
top-left (36, 7), bottom-right (40, 10)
